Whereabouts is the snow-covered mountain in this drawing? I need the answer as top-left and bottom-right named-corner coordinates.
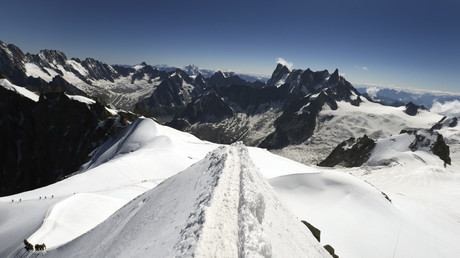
top-left (1, 39), bottom-right (447, 166)
top-left (2, 116), bottom-right (459, 258)
top-left (0, 40), bottom-right (262, 115)
top-left (167, 63), bottom-right (444, 165)
top-left (270, 96), bottom-right (443, 164)
top-left (44, 144), bottom-right (330, 258)
top-left (154, 63), bottom-right (269, 82)
top-left (319, 129), bottom-right (451, 167)
top-left (167, 65), bottom-right (363, 148)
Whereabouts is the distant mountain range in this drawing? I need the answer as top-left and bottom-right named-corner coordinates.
top-left (152, 63), bottom-right (269, 82)
top-left (0, 39), bottom-right (450, 192)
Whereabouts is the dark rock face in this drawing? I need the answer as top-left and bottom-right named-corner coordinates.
top-left (300, 219), bottom-right (339, 257)
top-left (215, 82), bottom-right (288, 112)
top-left (259, 91), bottom-right (339, 149)
top-left (112, 64), bottom-right (134, 77)
top-left (48, 75), bottom-right (87, 95)
top-left (404, 102), bottom-right (427, 116)
top-left (318, 135), bottom-right (376, 167)
top-left (0, 86), bottom-right (130, 196)
top-left (0, 41), bottom-right (28, 86)
top-left (430, 117), bottom-right (458, 131)
top-left (207, 71), bottom-right (248, 88)
top-left (301, 220), bottom-right (321, 242)
top-left (193, 73), bottom-right (208, 94)
top-left (130, 65), bottom-right (166, 84)
top-left (134, 76), bottom-right (191, 122)
top-left (449, 117), bottom-right (458, 127)
top-left (181, 91), bottom-right (233, 123)
top-left (80, 58), bottom-right (119, 82)
top-left (430, 117), bottom-right (447, 130)
top-left (266, 64), bottom-right (290, 88)
top-left (323, 245), bottom-right (339, 258)
top-left (431, 134), bottom-right (451, 165)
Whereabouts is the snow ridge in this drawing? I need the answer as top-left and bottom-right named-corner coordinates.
top-left (238, 144), bottom-right (272, 257)
top-left (0, 79), bottom-right (39, 102)
top-left (174, 146), bottom-right (238, 257)
top-left (43, 144), bottom-right (328, 258)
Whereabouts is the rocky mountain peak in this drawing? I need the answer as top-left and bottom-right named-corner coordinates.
top-left (318, 135), bottom-right (376, 167)
top-left (37, 49), bottom-right (68, 64)
top-left (81, 58), bottom-right (118, 82)
top-left (267, 63), bottom-right (290, 88)
top-left (328, 68), bottom-right (340, 85)
top-left (208, 70), bottom-right (247, 88)
top-left (183, 64), bottom-right (200, 75)
top-left (404, 102), bottom-right (427, 116)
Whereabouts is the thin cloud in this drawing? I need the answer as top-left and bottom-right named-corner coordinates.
top-left (362, 66), bottom-right (369, 71)
top-left (276, 57), bottom-right (293, 70)
top-left (366, 87), bottom-right (380, 100)
top-left (430, 100), bottom-right (460, 117)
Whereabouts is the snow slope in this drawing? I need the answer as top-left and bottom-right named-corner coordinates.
top-left (0, 79), bottom-right (39, 102)
top-left (0, 118), bottom-right (217, 257)
top-left (44, 144), bottom-right (329, 258)
top-left (273, 130), bottom-right (460, 258)
top-left (2, 116), bottom-right (460, 258)
top-left (271, 169), bottom-right (460, 258)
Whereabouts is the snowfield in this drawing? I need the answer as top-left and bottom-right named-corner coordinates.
top-left (1, 116), bottom-right (459, 258)
top-left (44, 144), bottom-right (329, 258)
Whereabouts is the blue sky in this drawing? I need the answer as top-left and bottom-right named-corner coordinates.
top-left (1, 0), bottom-right (459, 92)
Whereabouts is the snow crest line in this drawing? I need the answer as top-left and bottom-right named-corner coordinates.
top-left (237, 144), bottom-right (272, 257)
top-left (175, 143), bottom-right (274, 257)
top-left (174, 146), bottom-right (240, 257)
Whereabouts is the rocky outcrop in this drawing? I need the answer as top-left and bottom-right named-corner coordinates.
top-left (430, 116), bottom-right (458, 131)
top-left (80, 58), bottom-right (119, 82)
top-left (47, 75), bottom-right (87, 95)
top-left (259, 91), bottom-right (339, 149)
top-left (130, 63), bottom-right (167, 84)
top-left (180, 91), bottom-right (233, 123)
top-left (301, 220), bottom-right (321, 242)
top-left (431, 134), bottom-right (451, 165)
top-left (207, 71), bottom-right (248, 88)
top-left (320, 129), bottom-right (452, 168)
top-left (318, 135), bottom-right (376, 167)
top-left (134, 75), bottom-right (192, 122)
top-left (404, 102), bottom-right (427, 116)
top-left (323, 245), bottom-right (339, 258)
top-left (403, 129), bottom-right (451, 165)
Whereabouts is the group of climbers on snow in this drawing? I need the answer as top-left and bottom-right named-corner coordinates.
top-left (24, 239), bottom-right (46, 252)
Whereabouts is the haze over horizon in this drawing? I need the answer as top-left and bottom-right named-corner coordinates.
top-left (1, 0), bottom-right (459, 92)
